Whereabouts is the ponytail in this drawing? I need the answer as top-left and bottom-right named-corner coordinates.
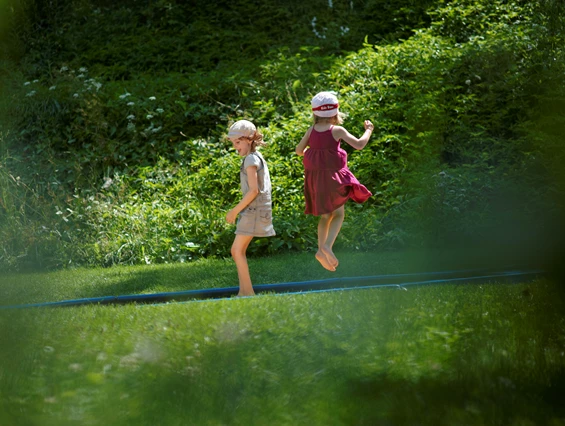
top-left (250, 131), bottom-right (267, 151)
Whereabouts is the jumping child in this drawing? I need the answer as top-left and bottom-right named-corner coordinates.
top-left (295, 92), bottom-right (374, 272)
top-left (226, 120), bottom-right (275, 296)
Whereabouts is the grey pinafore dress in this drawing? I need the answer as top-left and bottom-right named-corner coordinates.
top-left (236, 151), bottom-right (276, 237)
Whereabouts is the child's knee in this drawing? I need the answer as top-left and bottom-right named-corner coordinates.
top-left (231, 243), bottom-right (244, 259)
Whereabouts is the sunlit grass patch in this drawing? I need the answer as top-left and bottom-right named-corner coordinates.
top-left (0, 247), bottom-right (535, 307)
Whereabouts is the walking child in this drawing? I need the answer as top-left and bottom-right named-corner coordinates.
top-left (226, 120), bottom-right (275, 296)
top-left (295, 92), bottom-right (374, 272)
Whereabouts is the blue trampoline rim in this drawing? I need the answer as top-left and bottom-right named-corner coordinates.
top-left (0, 268), bottom-right (544, 310)
top-left (151, 269), bottom-right (544, 307)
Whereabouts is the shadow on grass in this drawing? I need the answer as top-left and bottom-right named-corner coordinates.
top-left (92, 262), bottom-right (235, 297)
top-left (341, 369), bottom-right (565, 426)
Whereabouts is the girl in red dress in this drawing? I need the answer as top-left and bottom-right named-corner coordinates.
top-left (295, 92), bottom-right (374, 271)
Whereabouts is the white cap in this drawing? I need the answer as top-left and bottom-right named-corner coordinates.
top-left (311, 92), bottom-right (339, 117)
top-left (228, 120), bottom-right (256, 140)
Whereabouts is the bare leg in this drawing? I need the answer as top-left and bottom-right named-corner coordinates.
top-left (231, 235), bottom-right (255, 296)
top-left (316, 213), bottom-right (336, 272)
top-left (321, 205), bottom-right (345, 268)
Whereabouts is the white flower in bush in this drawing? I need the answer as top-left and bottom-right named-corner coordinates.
top-left (156, 108), bottom-right (164, 113)
top-left (127, 122), bottom-right (136, 132)
top-left (119, 92), bottom-right (131, 99)
top-left (79, 67), bottom-right (88, 73)
top-left (60, 66), bottom-right (68, 72)
top-left (127, 101), bottom-right (135, 106)
top-left (84, 79), bottom-right (102, 91)
top-left (146, 114), bottom-right (153, 119)
top-left (127, 114), bottom-right (135, 120)
top-left (25, 90), bottom-right (36, 97)
top-left (73, 93), bottom-right (79, 98)
top-left (148, 96), bottom-right (156, 101)
top-left (102, 177), bottom-right (113, 189)
top-left (311, 16), bottom-right (326, 39)
top-left (49, 86), bottom-right (56, 90)
top-left (24, 81), bottom-right (30, 86)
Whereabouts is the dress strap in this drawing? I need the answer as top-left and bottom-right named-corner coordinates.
top-left (254, 152), bottom-right (264, 172)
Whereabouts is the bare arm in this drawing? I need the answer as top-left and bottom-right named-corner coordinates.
top-left (295, 127), bottom-right (313, 156)
top-left (332, 120), bottom-right (375, 150)
top-left (226, 166), bottom-right (259, 224)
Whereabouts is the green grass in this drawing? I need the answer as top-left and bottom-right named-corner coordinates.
top-left (1, 250), bottom-right (564, 425)
top-left (0, 247), bottom-right (541, 306)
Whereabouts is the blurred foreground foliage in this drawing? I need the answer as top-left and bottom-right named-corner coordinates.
top-left (0, 0), bottom-right (564, 270)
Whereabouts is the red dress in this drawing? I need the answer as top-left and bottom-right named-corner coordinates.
top-left (303, 126), bottom-right (372, 215)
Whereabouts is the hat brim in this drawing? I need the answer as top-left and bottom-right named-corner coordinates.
top-left (313, 108), bottom-right (339, 118)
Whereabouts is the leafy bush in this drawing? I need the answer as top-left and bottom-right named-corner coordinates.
top-left (1, 0), bottom-right (564, 270)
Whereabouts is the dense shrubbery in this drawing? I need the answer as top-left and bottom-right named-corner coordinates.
top-left (7, 0), bottom-right (435, 76)
top-left (0, 0), bottom-right (564, 270)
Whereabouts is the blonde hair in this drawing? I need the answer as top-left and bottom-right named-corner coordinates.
top-left (249, 130), bottom-right (266, 152)
top-left (313, 112), bottom-right (345, 125)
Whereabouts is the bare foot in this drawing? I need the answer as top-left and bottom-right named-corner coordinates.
top-left (321, 247), bottom-right (339, 268)
top-left (237, 291), bottom-right (255, 297)
top-left (315, 251), bottom-right (336, 272)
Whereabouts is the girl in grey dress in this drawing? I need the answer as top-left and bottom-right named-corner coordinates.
top-left (226, 120), bottom-right (275, 296)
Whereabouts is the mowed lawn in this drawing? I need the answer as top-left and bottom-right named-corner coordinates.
top-left (0, 248), bottom-right (541, 306)
top-left (1, 250), bottom-right (564, 425)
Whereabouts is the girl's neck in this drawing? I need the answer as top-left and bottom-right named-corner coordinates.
top-left (314, 123), bottom-right (333, 132)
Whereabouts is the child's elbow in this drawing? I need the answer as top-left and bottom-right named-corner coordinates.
top-left (355, 141), bottom-right (368, 150)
